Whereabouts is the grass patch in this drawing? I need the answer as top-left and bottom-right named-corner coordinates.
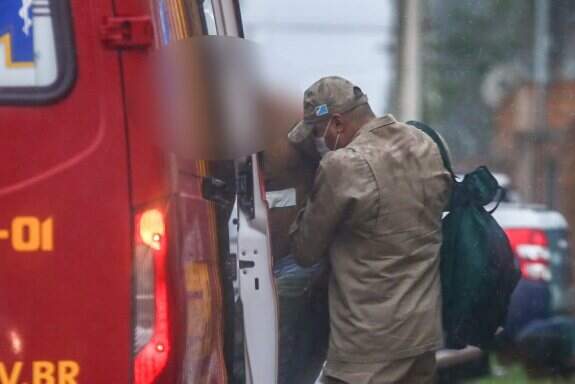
top-left (470, 358), bottom-right (575, 384)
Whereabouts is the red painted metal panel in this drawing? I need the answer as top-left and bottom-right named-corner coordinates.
top-left (0, 0), bottom-right (132, 382)
top-left (112, 0), bottom-right (169, 207)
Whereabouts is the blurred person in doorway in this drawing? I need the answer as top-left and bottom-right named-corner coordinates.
top-left (290, 76), bottom-right (452, 384)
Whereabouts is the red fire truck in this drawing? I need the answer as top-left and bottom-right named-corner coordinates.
top-left (0, 0), bottom-right (277, 383)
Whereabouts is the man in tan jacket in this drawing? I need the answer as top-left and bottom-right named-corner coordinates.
top-left (289, 76), bottom-right (452, 384)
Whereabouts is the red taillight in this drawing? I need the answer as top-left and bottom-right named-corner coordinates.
top-left (134, 207), bottom-right (170, 384)
top-left (506, 229), bottom-right (551, 282)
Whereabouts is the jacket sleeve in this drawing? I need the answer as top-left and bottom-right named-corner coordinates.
top-left (289, 150), bottom-right (364, 267)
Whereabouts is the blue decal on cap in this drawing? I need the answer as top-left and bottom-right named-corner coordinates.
top-left (314, 104), bottom-right (329, 117)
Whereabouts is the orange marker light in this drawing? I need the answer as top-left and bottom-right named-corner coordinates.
top-left (139, 209), bottom-right (165, 250)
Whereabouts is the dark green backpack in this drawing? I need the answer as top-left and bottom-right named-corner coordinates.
top-left (407, 121), bottom-right (521, 349)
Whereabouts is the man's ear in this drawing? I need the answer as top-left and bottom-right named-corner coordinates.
top-left (332, 113), bottom-right (344, 133)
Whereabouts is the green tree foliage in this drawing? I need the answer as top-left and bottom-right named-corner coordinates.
top-left (422, 0), bottom-right (532, 164)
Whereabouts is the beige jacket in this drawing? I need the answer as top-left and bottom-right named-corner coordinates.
top-left (290, 115), bottom-right (452, 363)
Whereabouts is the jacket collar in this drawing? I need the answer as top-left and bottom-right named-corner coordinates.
top-left (352, 114), bottom-right (397, 140)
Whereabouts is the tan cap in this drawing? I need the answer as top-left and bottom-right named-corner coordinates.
top-left (288, 76), bottom-right (368, 144)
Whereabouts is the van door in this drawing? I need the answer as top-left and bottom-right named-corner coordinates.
top-left (0, 0), bottom-right (133, 383)
top-left (208, 1), bottom-right (279, 383)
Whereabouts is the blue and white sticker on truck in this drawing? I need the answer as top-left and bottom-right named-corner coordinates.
top-left (0, 0), bottom-right (58, 87)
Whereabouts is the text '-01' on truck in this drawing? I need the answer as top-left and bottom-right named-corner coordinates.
top-left (0, 0), bottom-right (286, 383)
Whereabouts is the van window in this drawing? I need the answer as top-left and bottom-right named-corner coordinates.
top-left (201, 0), bottom-right (218, 35)
top-left (0, 0), bottom-right (75, 104)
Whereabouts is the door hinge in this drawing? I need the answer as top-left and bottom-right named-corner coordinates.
top-left (101, 16), bottom-right (154, 49)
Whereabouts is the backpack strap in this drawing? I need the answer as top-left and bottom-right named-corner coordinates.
top-left (406, 120), bottom-right (456, 181)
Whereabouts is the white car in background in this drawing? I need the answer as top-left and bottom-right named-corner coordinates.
top-left (493, 204), bottom-right (572, 336)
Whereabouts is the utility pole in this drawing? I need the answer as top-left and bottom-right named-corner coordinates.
top-left (531, 0), bottom-right (550, 204)
top-left (397, 0), bottom-right (422, 121)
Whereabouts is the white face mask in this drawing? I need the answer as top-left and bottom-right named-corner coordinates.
top-left (314, 118), bottom-right (333, 157)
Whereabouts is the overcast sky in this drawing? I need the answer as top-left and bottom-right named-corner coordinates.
top-left (239, 0), bottom-right (396, 115)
